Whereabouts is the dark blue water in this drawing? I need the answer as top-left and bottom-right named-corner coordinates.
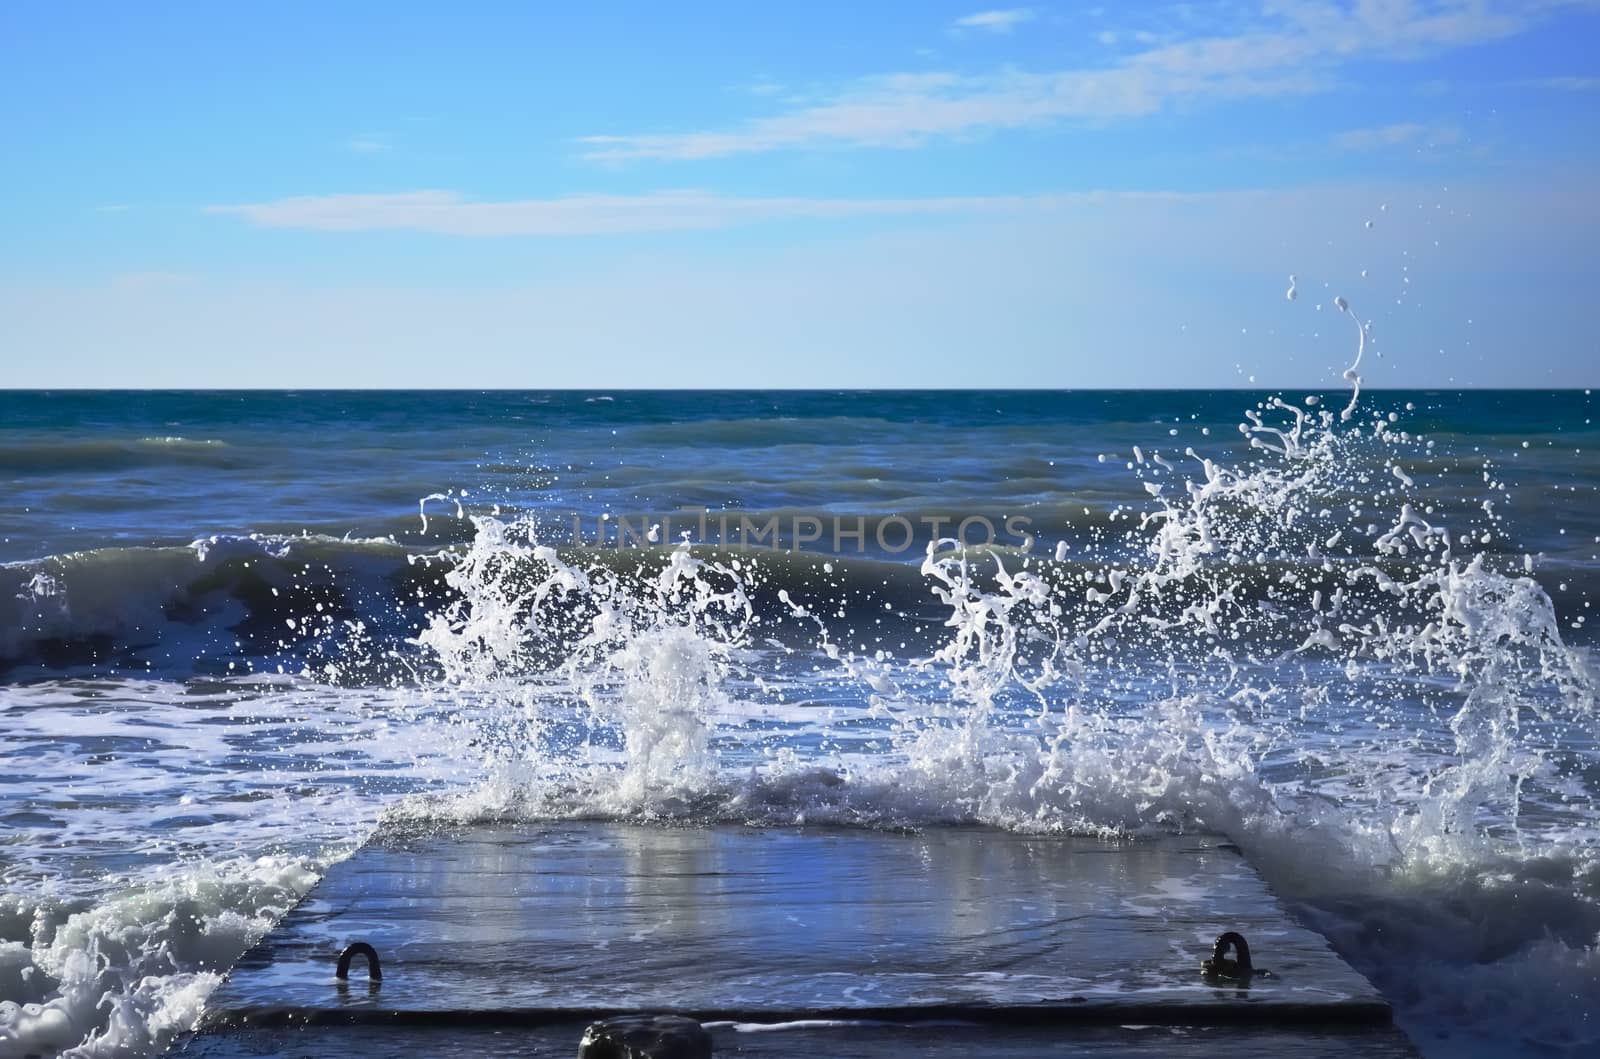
top-left (3, 389), bottom-right (1595, 564)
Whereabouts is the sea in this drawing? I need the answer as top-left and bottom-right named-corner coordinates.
top-left (0, 388), bottom-right (1595, 1058)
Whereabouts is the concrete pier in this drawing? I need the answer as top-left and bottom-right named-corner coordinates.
top-left (176, 824), bottom-right (1417, 1056)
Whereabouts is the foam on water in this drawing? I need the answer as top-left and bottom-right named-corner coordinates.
top-left (0, 855), bottom-right (319, 1058)
top-left (1, 380), bottom-right (1597, 1057)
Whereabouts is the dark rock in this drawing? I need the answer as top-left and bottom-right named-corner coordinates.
top-left (577, 1015), bottom-right (713, 1059)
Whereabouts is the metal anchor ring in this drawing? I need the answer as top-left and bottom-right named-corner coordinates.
top-left (1202, 930), bottom-right (1254, 981)
top-left (336, 941), bottom-right (383, 982)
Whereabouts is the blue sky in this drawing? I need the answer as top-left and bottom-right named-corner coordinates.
top-left (2, 1), bottom-right (1597, 387)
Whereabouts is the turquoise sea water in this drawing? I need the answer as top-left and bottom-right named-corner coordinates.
top-left (1, 389), bottom-right (1596, 1057)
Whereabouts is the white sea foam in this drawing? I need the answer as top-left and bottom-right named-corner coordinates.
top-left (0, 856), bottom-right (322, 1059)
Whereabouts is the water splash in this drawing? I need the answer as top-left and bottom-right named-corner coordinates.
top-left (1334, 295), bottom-right (1366, 421)
top-left (398, 379), bottom-right (1593, 848)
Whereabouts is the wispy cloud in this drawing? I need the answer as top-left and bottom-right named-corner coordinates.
top-left (1332, 122), bottom-right (1462, 151)
top-left (952, 8), bottom-right (1036, 34)
top-left (577, 64), bottom-right (1319, 161)
top-left (581, 1), bottom-right (1554, 161)
top-left (93, 204), bottom-right (130, 213)
top-left (1523, 75), bottom-right (1600, 90)
top-left (205, 189), bottom-right (1098, 236)
top-left (344, 133), bottom-right (391, 154)
top-left (27, 181), bottom-right (1600, 388)
top-left (110, 271), bottom-right (199, 291)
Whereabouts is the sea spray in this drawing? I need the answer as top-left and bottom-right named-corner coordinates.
top-left (410, 519), bottom-right (756, 813)
top-left (396, 385), bottom-right (1593, 847)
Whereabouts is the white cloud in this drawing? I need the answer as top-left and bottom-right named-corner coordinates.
top-left (581, 1), bottom-right (1558, 161)
top-left (953, 9), bottom-right (1036, 33)
top-left (205, 189), bottom-right (1084, 236)
top-left (1332, 122), bottom-right (1462, 150)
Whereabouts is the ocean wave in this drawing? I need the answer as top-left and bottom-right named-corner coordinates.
top-left (2, 524), bottom-right (1594, 678)
top-left (0, 535), bottom-right (434, 675)
top-left (0, 438), bottom-right (242, 475)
